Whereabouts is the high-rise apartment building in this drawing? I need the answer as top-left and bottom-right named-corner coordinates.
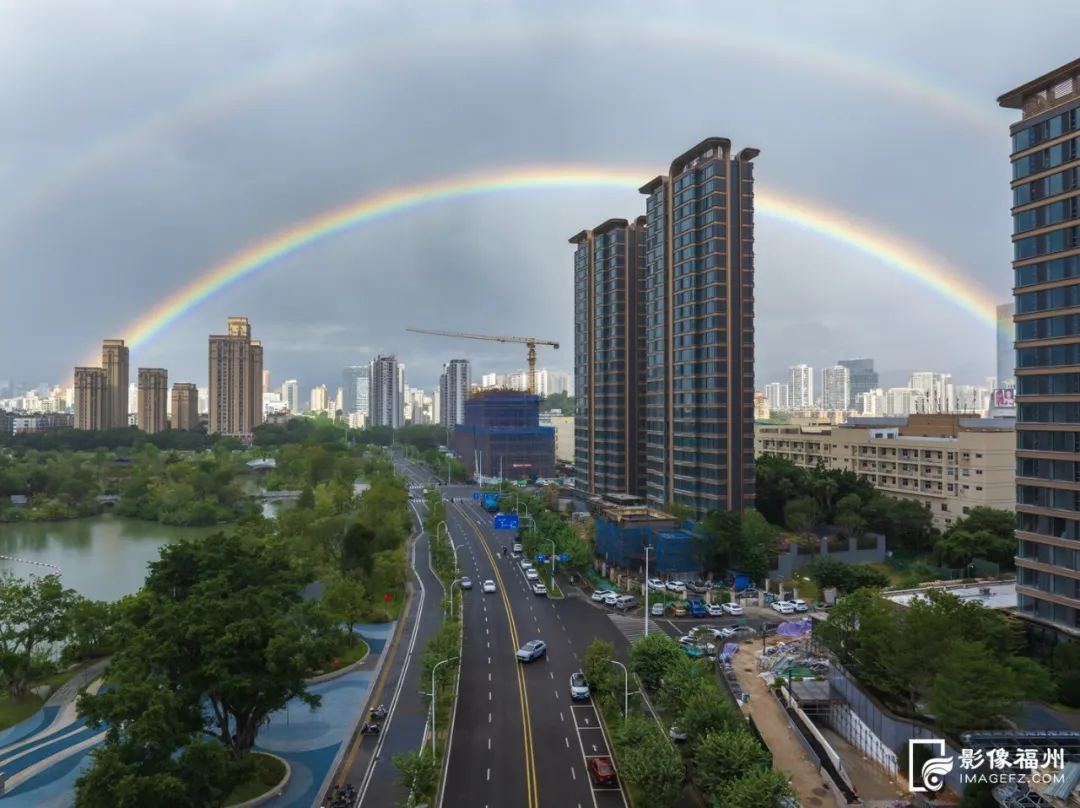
top-left (821, 366), bottom-right (851, 411)
top-left (262, 369), bottom-right (270, 397)
top-left (640, 138), bottom-right (758, 514)
top-left (764, 382), bottom-right (790, 411)
top-left (101, 339), bottom-right (129, 429)
top-left (909, 371), bottom-right (951, 413)
top-left (788, 365), bottom-right (813, 409)
top-left (170, 383), bottom-right (199, 430)
top-left (370, 355), bottom-right (402, 428)
top-left (310, 384), bottom-right (329, 413)
top-left (136, 368), bottom-right (168, 434)
top-left (282, 379), bottom-right (300, 413)
top-left (571, 218), bottom-right (646, 497)
top-left (342, 365), bottom-right (370, 416)
top-left (1001, 59), bottom-right (1080, 638)
top-left (439, 359), bottom-right (471, 427)
top-left (996, 302), bottom-right (1017, 390)
top-left (838, 358), bottom-right (879, 410)
top-left (74, 367), bottom-right (107, 430)
top-left (208, 316), bottom-right (262, 436)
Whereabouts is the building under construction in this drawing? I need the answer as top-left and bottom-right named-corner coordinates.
top-left (592, 501), bottom-right (696, 576)
top-left (451, 390), bottom-right (555, 479)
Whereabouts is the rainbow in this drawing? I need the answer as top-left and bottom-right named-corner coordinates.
top-left (9, 18), bottom-right (1006, 236)
top-left (105, 165), bottom-right (999, 362)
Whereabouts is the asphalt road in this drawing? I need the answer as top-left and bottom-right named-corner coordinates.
top-left (442, 486), bottom-right (632, 808)
top-left (332, 459), bottom-right (445, 807)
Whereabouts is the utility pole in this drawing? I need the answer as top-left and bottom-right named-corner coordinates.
top-left (644, 545), bottom-right (653, 636)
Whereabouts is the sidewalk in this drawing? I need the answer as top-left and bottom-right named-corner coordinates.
top-left (732, 652), bottom-right (842, 808)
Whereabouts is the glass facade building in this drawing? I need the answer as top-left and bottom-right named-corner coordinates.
top-left (838, 358), bottom-right (879, 410)
top-left (571, 218), bottom-right (646, 497)
top-left (1001, 59), bottom-right (1080, 638)
top-left (639, 138), bottom-right (759, 515)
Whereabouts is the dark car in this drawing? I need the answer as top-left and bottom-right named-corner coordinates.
top-left (587, 756), bottom-right (617, 787)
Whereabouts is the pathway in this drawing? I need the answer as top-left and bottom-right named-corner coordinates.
top-left (731, 655), bottom-right (842, 808)
top-left (817, 726), bottom-right (902, 805)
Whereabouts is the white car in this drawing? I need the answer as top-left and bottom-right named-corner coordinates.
top-left (532, 582), bottom-right (548, 596)
top-left (792, 599), bottom-right (809, 612)
top-left (520, 559), bottom-right (533, 570)
top-left (705, 603), bottom-right (724, 617)
top-left (678, 635), bottom-right (716, 654)
top-left (722, 602), bottom-right (744, 616)
top-left (666, 580), bottom-right (686, 593)
top-left (651, 602), bottom-right (665, 617)
top-left (601, 592), bottom-right (619, 606)
top-left (647, 578), bottom-right (666, 592)
top-left (771, 600), bottom-right (795, 615)
top-left (482, 579), bottom-right (497, 594)
top-left (525, 568), bottom-right (539, 581)
top-left (669, 725), bottom-right (688, 742)
top-left (592, 589), bottom-right (615, 602)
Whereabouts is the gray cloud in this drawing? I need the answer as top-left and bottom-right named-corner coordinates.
top-left (1, 0), bottom-right (1073, 393)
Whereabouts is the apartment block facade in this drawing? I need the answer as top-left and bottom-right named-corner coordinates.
top-left (640, 138), bottom-right (758, 514)
top-left (1001, 59), bottom-right (1080, 637)
top-left (136, 368), bottom-right (168, 434)
top-left (571, 217), bottom-right (646, 498)
top-left (170, 383), bottom-right (199, 430)
top-left (755, 415), bottom-right (1015, 529)
top-left (208, 316), bottom-right (263, 437)
top-left (101, 339), bottom-right (129, 430)
top-left (838, 358), bottom-right (878, 410)
top-left (74, 366), bottom-right (107, 430)
top-left (440, 359), bottom-right (471, 428)
top-left (370, 355), bottom-right (402, 428)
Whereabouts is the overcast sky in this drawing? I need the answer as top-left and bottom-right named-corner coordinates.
top-left (1, 0), bottom-right (1076, 394)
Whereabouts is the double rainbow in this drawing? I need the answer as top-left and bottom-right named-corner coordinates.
top-left (109, 165), bottom-right (998, 360)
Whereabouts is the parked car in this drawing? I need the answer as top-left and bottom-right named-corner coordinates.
top-left (532, 582), bottom-right (548, 596)
top-left (646, 578), bottom-right (666, 592)
top-left (602, 592), bottom-right (619, 606)
top-left (671, 602), bottom-right (687, 617)
top-left (685, 581), bottom-right (709, 594)
top-left (570, 672), bottom-right (589, 700)
top-left (525, 568), bottom-right (539, 581)
top-left (678, 635), bottom-right (716, 654)
top-left (705, 602), bottom-right (724, 617)
top-left (687, 598), bottom-right (707, 618)
top-left (651, 602), bottom-right (665, 617)
top-left (516, 639), bottom-right (547, 662)
top-left (592, 589), bottom-right (614, 602)
top-left (482, 579), bottom-right (497, 594)
top-left (614, 594), bottom-right (638, 611)
top-left (669, 725), bottom-right (688, 742)
top-left (722, 602), bottom-right (744, 616)
top-left (771, 600), bottom-right (795, 614)
top-left (520, 559), bottom-right (533, 570)
top-left (728, 625), bottom-right (756, 636)
top-left (587, 756), bottom-right (617, 787)
top-left (460, 577), bottom-right (473, 590)
top-left (792, 599), bottom-right (809, 612)
top-left (666, 580), bottom-right (686, 593)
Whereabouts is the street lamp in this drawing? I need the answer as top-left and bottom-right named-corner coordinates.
top-left (544, 538), bottom-right (556, 590)
top-left (609, 659), bottom-right (629, 721)
top-left (430, 655), bottom-right (459, 756)
top-left (448, 577), bottom-right (462, 617)
top-left (643, 545), bottom-right (654, 636)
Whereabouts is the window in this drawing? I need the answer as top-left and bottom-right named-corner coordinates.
top-left (963, 506), bottom-right (970, 514)
top-left (941, 503), bottom-right (948, 511)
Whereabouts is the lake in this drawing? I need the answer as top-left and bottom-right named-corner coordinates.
top-left (0, 515), bottom-right (219, 601)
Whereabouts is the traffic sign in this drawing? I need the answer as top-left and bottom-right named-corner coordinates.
top-left (493, 513), bottom-right (519, 531)
top-left (558, 553), bottom-right (570, 563)
top-left (472, 492), bottom-right (481, 501)
top-left (536, 554), bottom-right (548, 563)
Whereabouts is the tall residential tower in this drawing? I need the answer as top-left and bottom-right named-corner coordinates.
top-left (208, 316), bottom-right (263, 437)
top-left (136, 368), bottom-right (168, 434)
top-left (170, 383), bottom-right (199, 430)
top-left (439, 359), bottom-right (471, 428)
top-left (1001, 59), bottom-right (1080, 638)
top-left (370, 355), bottom-right (402, 428)
top-left (571, 217), bottom-right (646, 497)
top-left (101, 339), bottom-right (129, 429)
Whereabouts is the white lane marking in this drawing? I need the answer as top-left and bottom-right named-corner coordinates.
top-left (549, 671), bottom-right (554, 680)
top-left (571, 766), bottom-right (577, 781)
top-left (487, 768), bottom-right (491, 782)
top-left (488, 672), bottom-right (492, 681)
top-left (488, 712), bottom-right (492, 723)
top-left (565, 737), bottom-right (571, 748)
top-left (488, 737), bottom-right (492, 750)
top-left (560, 711), bottom-right (565, 722)
top-left (488, 691), bottom-right (492, 701)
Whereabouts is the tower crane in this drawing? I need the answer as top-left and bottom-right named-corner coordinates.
top-left (406, 328), bottom-right (559, 396)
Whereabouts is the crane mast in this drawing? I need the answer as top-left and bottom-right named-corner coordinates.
top-left (406, 328), bottom-right (559, 395)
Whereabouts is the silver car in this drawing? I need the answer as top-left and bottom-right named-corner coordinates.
top-left (516, 639), bottom-right (547, 662)
top-left (570, 672), bottom-right (589, 700)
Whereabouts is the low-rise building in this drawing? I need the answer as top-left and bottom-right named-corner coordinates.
top-left (755, 414), bottom-right (1015, 529)
top-left (539, 413), bottom-right (574, 463)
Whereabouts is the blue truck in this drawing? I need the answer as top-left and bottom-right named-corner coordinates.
top-left (481, 492), bottom-right (501, 513)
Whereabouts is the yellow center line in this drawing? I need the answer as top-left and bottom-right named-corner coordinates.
top-left (452, 502), bottom-right (538, 808)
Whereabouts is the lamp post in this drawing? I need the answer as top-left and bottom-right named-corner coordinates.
top-left (446, 455), bottom-right (452, 486)
top-left (644, 544), bottom-right (654, 636)
top-left (544, 538), bottom-right (556, 590)
top-left (431, 655), bottom-right (458, 756)
top-left (609, 659), bottom-right (629, 721)
top-left (448, 577), bottom-right (462, 617)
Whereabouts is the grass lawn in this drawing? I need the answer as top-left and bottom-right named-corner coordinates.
top-left (0, 663), bottom-right (96, 731)
top-left (337, 637), bottom-right (369, 666)
top-left (224, 752), bottom-right (287, 806)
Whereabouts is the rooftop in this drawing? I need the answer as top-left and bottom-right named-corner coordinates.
top-left (885, 581), bottom-right (1017, 611)
top-left (998, 57), bottom-right (1080, 109)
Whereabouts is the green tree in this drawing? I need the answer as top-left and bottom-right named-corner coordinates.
top-left (676, 684), bottom-right (742, 744)
top-left (946, 507), bottom-right (1015, 542)
top-left (935, 529), bottom-right (1013, 568)
top-left (1053, 642), bottom-right (1080, 708)
top-left (614, 715), bottom-right (684, 805)
top-left (657, 655), bottom-right (712, 716)
top-left (393, 749), bottom-right (438, 803)
top-left (783, 496), bottom-right (819, 541)
top-left (737, 510), bottom-right (778, 583)
top-left (0, 572), bottom-right (78, 697)
top-left (324, 570), bottom-right (367, 637)
top-left (629, 632), bottom-right (683, 691)
top-left (695, 729), bottom-right (770, 799)
top-left (62, 598), bottom-right (120, 664)
top-left (927, 640), bottom-right (1018, 734)
top-left (886, 499), bottom-right (936, 551)
top-left (711, 766), bottom-right (794, 808)
top-left (78, 533), bottom-right (339, 761)
top-left (582, 639), bottom-right (620, 703)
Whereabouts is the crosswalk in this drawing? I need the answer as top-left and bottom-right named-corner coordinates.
top-left (607, 613), bottom-right (648, 644)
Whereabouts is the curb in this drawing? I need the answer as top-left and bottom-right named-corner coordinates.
top-left (227, 753), bottom-right (291, 808)
top-left (306, 641), bottom-right (371, 685)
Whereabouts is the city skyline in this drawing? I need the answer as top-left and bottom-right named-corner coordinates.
top-left (4, 5), bottom-right (1077, 391)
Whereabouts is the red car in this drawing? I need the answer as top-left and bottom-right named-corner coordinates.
top-left (587, 756), bottom-right (617, 787)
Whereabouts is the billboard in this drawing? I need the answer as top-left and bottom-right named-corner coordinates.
top-left (992, 388), bottom-right (1015, 408)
